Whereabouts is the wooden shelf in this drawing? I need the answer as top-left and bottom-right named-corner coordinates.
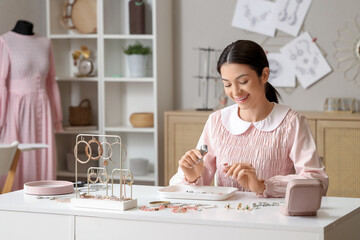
top-left (48, 0), bottom-right (173, 186)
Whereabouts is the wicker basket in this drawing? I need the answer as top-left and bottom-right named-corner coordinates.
top-left (69, 99), bottom-right (92, 126)
top-left (130, 112), bottom-right (154, 128)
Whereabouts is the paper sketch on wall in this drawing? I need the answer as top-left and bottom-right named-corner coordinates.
top-left (267, 53), bottom-right (296, 87)
top-left (333, 14), bottom-right (360, 85)
top-left (280, 32), bottom-right (332, 89)
top-left (275, 0), bottom-right (312, 36)
top-left (232, 0), bottom-right (276, 37)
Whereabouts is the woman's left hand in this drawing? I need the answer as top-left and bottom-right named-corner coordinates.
top-left (223, 163), bottom-right (265, 194)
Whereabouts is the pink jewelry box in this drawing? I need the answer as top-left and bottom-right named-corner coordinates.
top-left (280, 179), bottom-right (323, 216)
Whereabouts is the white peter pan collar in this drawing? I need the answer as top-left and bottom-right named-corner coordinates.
top-left (220, 103), bottom-right (290, 135)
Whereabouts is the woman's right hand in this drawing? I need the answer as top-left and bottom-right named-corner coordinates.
top-left (178, 149), bottom-right (206, 183)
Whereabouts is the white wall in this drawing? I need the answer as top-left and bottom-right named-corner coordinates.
top-left (173, 0), bottom-right (360, 111)
top-left (1, 0), bottom-right (359, 112)
top-left (0, 0), bottom-right (46, 37)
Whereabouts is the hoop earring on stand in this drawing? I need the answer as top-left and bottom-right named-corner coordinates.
top-left (111, 141), bottom-right (128, 163)
top-left (85, 138), bottom-right (103, 161)
top-left (100, 141), bottom-right (113, 165)
top-left (74, 140), bottom-right (92, 164)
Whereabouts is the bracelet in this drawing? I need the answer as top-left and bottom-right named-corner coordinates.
top-left (85, 138), bottom-right (103, 161)
top-left (74, 140), bottom-right (91, 164)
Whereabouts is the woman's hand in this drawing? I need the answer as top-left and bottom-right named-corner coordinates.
top-left (178, 149), bottom-right (206, 183)
top-left (223, 163), bottom-right (265, 194)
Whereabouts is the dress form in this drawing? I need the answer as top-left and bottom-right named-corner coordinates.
top-left (12, 20), bottom-right (34, 35)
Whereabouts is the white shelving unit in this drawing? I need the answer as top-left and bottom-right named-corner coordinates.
top-left (46, 0), bottom-right (173, 185)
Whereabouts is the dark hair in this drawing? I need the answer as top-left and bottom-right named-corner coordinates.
top-left (217, 40), bottom-right (281, 103)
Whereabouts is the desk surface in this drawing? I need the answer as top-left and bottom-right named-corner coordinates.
top-left (0, 185), bottom-right (359, 233)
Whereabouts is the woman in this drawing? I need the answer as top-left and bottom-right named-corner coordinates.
top-left (170, 40), bottom-right (328, 197)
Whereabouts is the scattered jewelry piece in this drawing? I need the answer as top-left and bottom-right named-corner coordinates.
top-left (224, 203), bottom-right (232, 209)
top-left (237, 203), bottom-right (242, 210)
top-left (140, 202), bottom-right (217, 213)
top-left (149, 201), bottom-right (171, 208)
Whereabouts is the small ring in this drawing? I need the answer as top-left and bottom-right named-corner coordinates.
top-left (88, 170), bottom-right (98, 184)
top-left (124, 174), bottom-right (134, 186)
top-left (85, 138), bottom-right (103, 160)
top-left (74, 140), bottom-right (91, 164)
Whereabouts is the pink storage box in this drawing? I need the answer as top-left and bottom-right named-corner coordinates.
top-left (280, 179), bottom-right (323, 216)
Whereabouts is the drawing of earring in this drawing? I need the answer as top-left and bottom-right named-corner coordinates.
top-left (299, 39), bottom-right (311, 54)
top-left (287, 12), bottom-right (297, 26)
top-left (309, 67), bottom-right (316, 76)
top-left (313, 56), bottom-right (319, 65)
top-left (278, 0), bottom-right (290, 22)
top-left (289, 50), bottom-right (297, 61)
top-left (288, 0), bottom-right (302, 26)
top-left (296, 66), bottom-right (306, 75)
top-left (88, 169), bottom-right (98, 184)
top-left (295, 46), bottom-right (303, 56)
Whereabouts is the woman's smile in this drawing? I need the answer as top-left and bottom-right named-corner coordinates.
top-left (235, 94), bottom-right (249, 103)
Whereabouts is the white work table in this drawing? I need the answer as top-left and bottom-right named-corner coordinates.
top-left (0, 185), bottom-right (359, 240)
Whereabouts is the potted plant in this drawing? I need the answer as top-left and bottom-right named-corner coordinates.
top-left (124, 42), bottom-right (151, 77)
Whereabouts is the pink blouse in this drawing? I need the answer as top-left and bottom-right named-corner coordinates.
top-left (169, 103), bottom-right (329, 198)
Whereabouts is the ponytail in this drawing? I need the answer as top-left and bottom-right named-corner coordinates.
top-left (265, 82), bottom-right (281, 103)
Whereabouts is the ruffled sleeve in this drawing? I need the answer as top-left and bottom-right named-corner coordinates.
top-left (0, 37), bottom-right (10, 133)
top-left (261, 114), bottom-right (329, 198)
top-left (169, 112), bottom-right (217, 186)
top-left (46, 41), bottom-right (63, 132)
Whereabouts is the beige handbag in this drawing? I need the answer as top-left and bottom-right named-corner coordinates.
top-left (69, 99), bottom-right (92, 126)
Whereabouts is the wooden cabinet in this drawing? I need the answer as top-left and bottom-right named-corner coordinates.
top-left (164, 110), bottom-right (360, 197)
top-left (164, 110), bottom-right (211, 185)
top-left (47, 0), bottom-right (173, 185)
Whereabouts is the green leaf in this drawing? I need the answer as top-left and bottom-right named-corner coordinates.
top-left (124, 42), bottom-right (151, 55)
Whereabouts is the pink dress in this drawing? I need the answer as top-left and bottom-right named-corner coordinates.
top-left (170, 103), bottom-right (329, 198)
top-left (0, 31), bottom-right (63, 191)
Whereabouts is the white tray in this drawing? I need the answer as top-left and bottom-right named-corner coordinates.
top-left (158, 185), bottom-right (238, 201)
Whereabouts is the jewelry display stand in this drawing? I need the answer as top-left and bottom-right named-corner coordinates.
top-left (194, 47), bottom-right (221, 111)
top-left (71, 134), bottom-right (137, 211)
